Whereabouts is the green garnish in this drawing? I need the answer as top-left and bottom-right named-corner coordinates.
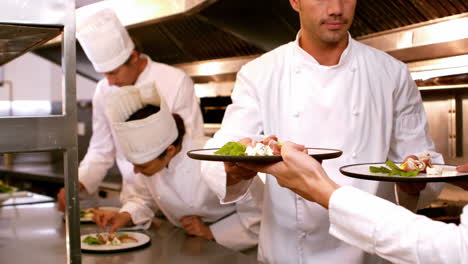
top-left (80, 210), bottom-right (86, 218)
top-left (0, 182), bottom-right (14, 194)
top-left (83, 236), bottom-right (102, 245)
top-left (369, 160), bottom-right (420, 177)
top-left (214, 142), bottom-right (247, 156)
top-left (369, 166), bottom-right (391, 174)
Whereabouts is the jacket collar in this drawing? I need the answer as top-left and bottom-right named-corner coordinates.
top-left (293, 31), bottom-right (354, 69)
top-left (134, 54), bottom-right (153, 86)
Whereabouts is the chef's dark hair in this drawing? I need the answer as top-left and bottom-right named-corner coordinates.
top-left (126, 104), bottom-right (186, 158)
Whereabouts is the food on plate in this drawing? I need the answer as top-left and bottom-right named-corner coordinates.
top-left (215, 136), bottom-right (282, 156)
top-left (0, 181), bottom-right (14, 194)
top-left (426, 165), bottom-right (443, 175)
top-left (369, 153), bottom-right (438, 177)
top-left (80, 208), bottom-right (94, 219)
top-left (82, 233), bottom-right (138, 246)
top-left (214, 142), bottom-right (247, 156)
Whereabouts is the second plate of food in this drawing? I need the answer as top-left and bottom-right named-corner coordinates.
top-left (340, 163), bottom-right (468, 182)
top-left (187, 148), bottom-right (343, 163)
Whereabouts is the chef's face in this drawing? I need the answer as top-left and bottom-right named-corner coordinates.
top-left (290, 0), bottom-right (356, 45)
top-left (102, 51), bottom-right (140, 87)
top-left (133, 154), bottom-right (171, 176)
top-left (132, 145), bottom-right (178, 176)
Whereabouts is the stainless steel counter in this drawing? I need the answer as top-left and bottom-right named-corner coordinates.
top-left (0, 202), bottom-right (258, 263)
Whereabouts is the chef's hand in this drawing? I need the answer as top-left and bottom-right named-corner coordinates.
top-left (395, 155), bottom-right (427, 195)
top-left (179, 216), bottom-right (214, 240)
top-left (238, 141), bottom-right (340, 208)
top-left (224, 138), bottom-right (258, 186)
top-left (56, 182), bottom-right (86, 212)
top-left (454, 164), bottom-right (468, 191)
top-left (94, 210), bottom-right (132, 233)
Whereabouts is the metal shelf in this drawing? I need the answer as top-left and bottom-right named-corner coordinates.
top-left (0, 1), bottom-right (80, 263)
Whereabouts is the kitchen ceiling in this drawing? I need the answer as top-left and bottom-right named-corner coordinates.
top-left (32, 0), bottom-right (468, 82)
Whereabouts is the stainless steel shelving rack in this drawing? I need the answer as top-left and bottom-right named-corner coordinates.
top-left (0, 0), bottom-right (80, 263)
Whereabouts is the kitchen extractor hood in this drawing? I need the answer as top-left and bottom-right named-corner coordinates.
top-left (31, 0), bottom-right (467, 82)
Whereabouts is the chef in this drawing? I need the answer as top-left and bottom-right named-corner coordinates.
top-left (245, 141), bottom-right (468, 264)
top-left (56, 8), bottom-right (203, 210)
top-left (201, 0), bottom-right (443, 263)
top-left (92, 83), bottom-right (262, 251)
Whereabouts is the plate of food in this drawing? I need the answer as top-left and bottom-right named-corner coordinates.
top-left (80, 207), bottom-right (120, 223)
top-left (187, 136), bottom-right (342, 162)
top-left (0, 181), bottom-right (28, 202)
top-left (340, 154), bottom-right (468, 182)
top-left (81, 231), bottom-right (151, 252)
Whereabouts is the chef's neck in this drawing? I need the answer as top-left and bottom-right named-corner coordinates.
top-left (299, 32), bottom-right (349, 66)
top-left (133, 55), bottom-right (148, 84)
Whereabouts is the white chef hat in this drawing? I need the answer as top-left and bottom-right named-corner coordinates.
top-left (106, 82), bottom-right (178, 164)
top-left (76, 8), bottom-right (135, 73)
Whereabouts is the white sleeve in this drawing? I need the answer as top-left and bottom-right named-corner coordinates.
top-left (120, 174), bottom-right (159, 228)
top-left (79, 85), bottom-right (116, 194)
top-left (209, 177), bottom-right (263, 251)
top-left (172, 74), bottom-right (204, 138)
top-left (329, 186), bottom-right (468, 264)
top-left (388, 67), bottom-right (444, 210)
top-left (200, 68), bottom-right (263, 202)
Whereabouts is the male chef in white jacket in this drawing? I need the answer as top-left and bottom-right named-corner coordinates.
top-left (57, 8), bottom-right (203, 211)
top-left (201, 0), bottom-right (444, 263)
top-left (245, 142), bottom-right (468, 264)
top-left (91, 84), bottom-right (261, 250)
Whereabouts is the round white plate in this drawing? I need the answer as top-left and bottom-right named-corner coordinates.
top-left (187, 148), bottom-right (342, 162)
top-left (340, 163), bottom-right (468, 182)
top-left (81, 232), bottom-right (151, 252)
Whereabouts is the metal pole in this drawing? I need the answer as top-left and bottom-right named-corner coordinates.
top-left (62, 0), bottom-right (81, 263)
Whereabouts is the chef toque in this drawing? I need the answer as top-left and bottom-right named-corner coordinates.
top-left (76, 8), bottom-right (135, 73)
top-left (106, 82), bottom-right (177, 164)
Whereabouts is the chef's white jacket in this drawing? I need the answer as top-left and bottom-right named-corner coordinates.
top-left (202, 33), bottom-right (444, 263)
top-left (78, 55), bottom-right (204, 203)
top-left (329, 186), bottom-right (468, 264)
top-left (120, 136), bottom-right (262, 251)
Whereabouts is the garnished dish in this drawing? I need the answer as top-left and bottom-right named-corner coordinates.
top-left (215, 135), bottom-right (281, 156)
top-left (80, 232), bottom-right (151, 252)
top-left (369, 153), bottom-right (440, 177)
top-left (188, 136), bottom-right (342, 162)
top-left (82, 232), bottom-right (138, 246)
top-left (340, 154), bottom-right (468, 182)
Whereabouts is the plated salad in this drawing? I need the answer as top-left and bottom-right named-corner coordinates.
top-left (215, 136), bottom-right (282, 156)
top-left (369, 153), bottom-right (442, 177)
top-left (82, 233), bottom-right (138, 246)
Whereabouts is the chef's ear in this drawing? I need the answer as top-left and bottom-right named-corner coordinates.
top-left (165, 145), bottom-right (178, 159)
top-left (290, 0), bottom-right (300, 12)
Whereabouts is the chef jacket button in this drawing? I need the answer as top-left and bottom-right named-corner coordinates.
top-left (352, 111), bottom-right (359, 116)
top-left (350, 67), bottom-right (356, 73)
top-left (293, 111), bottom-right (300, 117)
top-left (352, 152), bottom-right (357, 158)
top-left (295, 68), bottom-right (301, 74)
